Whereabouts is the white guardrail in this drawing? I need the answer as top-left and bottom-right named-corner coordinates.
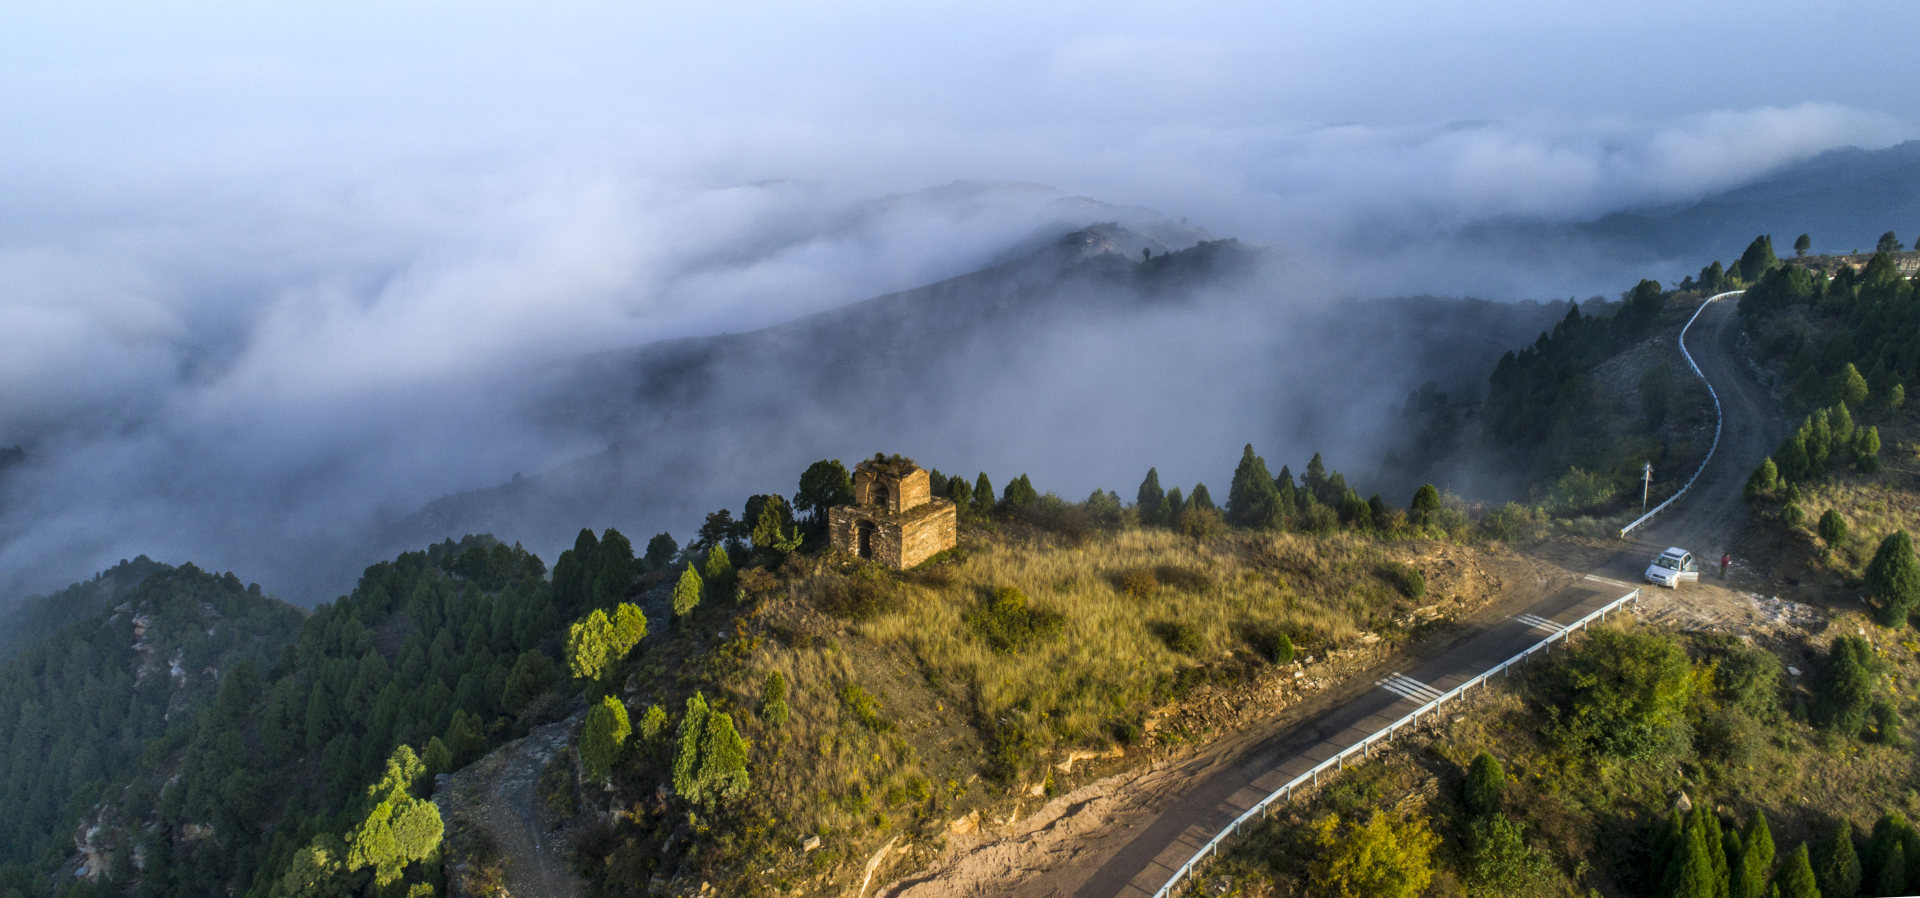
top-left (1618, 290), bottom-right (1745, 537)
top-left (1150, 587), bottom-right (1642, 898)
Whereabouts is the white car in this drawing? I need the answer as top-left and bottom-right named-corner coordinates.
top-left (1645, 547), bottom-right (1699, 588)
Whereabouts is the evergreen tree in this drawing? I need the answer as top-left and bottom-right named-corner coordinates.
top-left (578, 696), bottom-right (630, 782)
top-left (1734, 812), bottom-right (1776, 898)
top-left (1815, 819), bottom-right (1860, 898)
top-left (1877, 231), bottom-right (1902, 254)
top-left (1410, 484), bottom-right (1442, 526)
top-left (1737, 235), bottom-right (1780, 282)
top-left (1819, 510), bottom-right (1849, 546)
top-left (695, 711), bottom-right (751, 806)
top-left (761, 671), bottom-right (790, 728)
top-left (1816, 636), bottom-right (1878, 737)
top-left (644, 532), bottom-right (678, 570)
top-left (972, 473), bottom-right (996, 519)
top-left (1669, 821), bottom-right (1722, 898)
top-left (1463, 751), bottom-right (1506, 818)
top-left (1136, 468), bottom-right (1168, 527)
top-left (1773, 843), bottom-right (1817, 898)
top-left (566, 609), bottom-right (615, 681)
top-left (344, 746), bottom-right (443, 889)
top-left (672, 566), bottom-right (704, 620)
top-left (702, 544), bottom-right (736, 601)
top-left (1874, 843), bottom-right (1904, 897)
top-left (1226, 444), bottom-right (1281, 529)
top-left (1864, 531), bottom-right (1920, 627)
top-left (794, 459), bottom-right (855, 528)
top-left (947, 477), bottom-right (974, 518)
top-left (1001, 474), bottom-right (1037, 510)
top-left (672, 692), bottom-right (710, 799)
top-left (1165, 486), bottom-right (1186, 522)
top-left (1867, 814), bottom-right (1918, 896)
top-left (593, 528), bottom-right (637, 606)
top-left (1836, 364), bottom-right (1871, 408)
top-left (749, 495), bottom-right (803, 555)
top-left (1856, 427), bottom-right (1882, 470)
top-left (1795, 234), bottom-right (1812, 257)
top-left (1746, 457), bottom-right (1781, 501)
top-left (1304, 452), bottom-right (1330, 502)
top-left (1190, 482), bottom-right (1216, 512)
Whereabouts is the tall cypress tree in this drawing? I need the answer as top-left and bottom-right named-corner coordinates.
top-left (1773, 843), bottom-right (1817, 898)
top-left (1815, 819), bottom-right (1861, 898)
top-left (1136, 468), bottom-right (1168, 527)
top-left (1226, 444), bottom-right (1280, 529)
top-left (972, 473), bottom-right (995, 519)
top-left (1865, 531), bottom-right (1920, 627)
top-left (1190, 482), bottom-right (1216, 512)
top-left (1733, 811), bottom-right (1776, 898)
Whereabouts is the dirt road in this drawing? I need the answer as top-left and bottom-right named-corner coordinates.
top-left (439, 715), bottom-right (583, 898)
top-left (880, 294), bottom-right (1786, 898)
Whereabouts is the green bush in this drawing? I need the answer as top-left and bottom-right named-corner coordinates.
top-left (1866, 531), bottom-right (1920, 627)
top-left (964, 587), bottom-right (1064, 653)
top-left (817, 567), bottom-right (901, 621)
top-left (762, 671), bottom-right (790, 729)
top-left (1543, 628), bottom-right (1694, 761)
top-left (1819, 509), bottom-right (1850, 545)
top-left (1381, 562), bottom-right (1425, 600)
top-left (1465, 815), bottom-right (1550, 895)
top-left (1151, 620), bottom-right (1205, 655)
top-left (840, 682), bottom-right (893, 732)
top-left (1463, 751), bottom-right (1506, 817)
top-left (1270, 631), bottom-right (1295, 665)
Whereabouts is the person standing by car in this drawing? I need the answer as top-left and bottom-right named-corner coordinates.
top-left (1720, 552), bottom-right (1731, 578)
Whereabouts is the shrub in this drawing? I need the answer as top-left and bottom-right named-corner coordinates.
top-left (816, 567), bottom-right (900, 621)
top-left (1175, 507), bottom-right (1224, 540)
top-left (1865, 531), bottom-right (1920, 627)
top-left (638, 704), bottom-right (668, 743)
top-left (672, 567), bottom-right (704, 620)
top-left (1309, 812), bottom-right (1440, 898)
top-left (1815, 635), bottom-right (1879, 737)
top-left (1151, 620), bottom-right (1205, 656)
top-left (1819, 509), bottom-right (1850, 545)
top-left (761, 671), bottom-right (790, 728)
top-left (1114, 568), bottom-right (1159, 599)
top-left (1465, 815), bottom-right (1550, 894)
top-left (1270, 631), bottom-right (1295, 665)
top-left (1463, 751), bottom-right (1506, 817)
top-left (578, 696), bottom-right (631, 782)
top-left (840, 682), bottom-right (892, 732)
top-left (1782, 502), bottom-right (1806, 529)
top-left (1481, 502), bottom-right (1548, 543)
top-left (1543, 628), bottom-right (1694, 761)
top-left (1381, 562), bottom-right (1425, 600)
top-left (964, 587), bottom-right (1064, 653)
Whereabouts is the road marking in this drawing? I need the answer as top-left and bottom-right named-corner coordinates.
top-left (1584, 574), bottom-right (1635, 589)
top-left (1514, 612), bottom-right (1565, 633)
top-left (1376, 673), bottom-right (1443, 703)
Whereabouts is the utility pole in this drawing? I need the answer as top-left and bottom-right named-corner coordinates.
top-left (1642, 462), bottom-right (1653, 509)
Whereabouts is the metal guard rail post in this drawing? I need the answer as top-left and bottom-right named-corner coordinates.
top-left (1619, 290), bottom-right (1744, 537)
top-left (1149, 587), bottom-right (1642, 898)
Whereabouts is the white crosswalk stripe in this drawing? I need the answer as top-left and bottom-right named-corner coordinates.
top-left (1584, 574), bottom-right (1635, 588)
top-left (1514, 612), bottom-right (1566, 633)
top-left (1376, 672), bottom-right (1444, 703)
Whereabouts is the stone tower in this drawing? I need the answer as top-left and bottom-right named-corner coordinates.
top-left (827, 454), bottom-right (958, 570)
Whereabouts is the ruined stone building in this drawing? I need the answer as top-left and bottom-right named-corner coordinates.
top-left (828, 454), bottom-right (958, 570)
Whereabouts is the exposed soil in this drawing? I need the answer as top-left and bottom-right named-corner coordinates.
top-left (438, 714), bottom-right (584, 898)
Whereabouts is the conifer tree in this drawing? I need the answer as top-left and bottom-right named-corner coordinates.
top-left (947, 477), bottom-right (974, 517)
top-left (761, 670), bottom-right (789, 728)
top-left (1774, 843), bottom-right (1817, 898)
top-left (672, 692), bottom-right (710, 799)
top-left (1795, 234), bottom-right (1812, 257)
top-left (1165, 486), bottom-right (1186, 522)
top-left (973, 473), bottom-right (995, 519)
top-left (1190, 482), bottom-right (1216, 512)
top-left (1865, 531), bottom-right (1920, 627)
top-left (1836, 364), bottom-right (1871, 407)
top-left (672, 566), bottom-right (704, 620)
top-left (1463, 751), bottom-right (1506, 818)
top-left (702, 544), bottom-right (736, 601)
top-left (645, 532), bottom-right (678, 570)
top-left (1738, 235), bottom-right (1780, 282)
top-left (1733, 811), bottom-right (1776, 898)
top-left (579, 696), bottom-right (631, 782)
top-left (1816, 819), bottom-right (1861, 898)
top-left (1819, 510), bottom-right (1849, 546)
top-left (344, 746), bottom-right (443, 888)
top-left (1877, 231), bottom-right (1902, 254)
top-left (696, 711), bottom-right (751, 806)
top-left (1136, 468), bottom-right (1168, 526)
top-left (1669, 821), bottom-right (1721, 898)
top-left (1001, 474), bottom-right (1037, 510)
top-left (795, 459), bottom-right (854, 528)
top-left (1747, 457), bottom-right (1781, 501)
top-left (1817, 636), bottom-right (1879, 736)
top-left (1227, 444), bottom-right (1281, 529)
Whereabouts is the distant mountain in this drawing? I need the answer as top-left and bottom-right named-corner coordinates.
top-left (1460, 141), bottom-right (1920, 282)
top-left (1581, 140), bottom-right (1920, 263)
top-left (378, 225), bottom-right (1572, 567)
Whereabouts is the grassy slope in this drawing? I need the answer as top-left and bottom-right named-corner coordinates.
top-left (572, 521), bottom-right (1518, 896)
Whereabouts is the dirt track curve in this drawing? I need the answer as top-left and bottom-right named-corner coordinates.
top-left (882, 293), bottom-right (1787, 898)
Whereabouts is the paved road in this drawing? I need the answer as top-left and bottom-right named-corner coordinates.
top-left (1080, 294), bottom-right (1783, 898)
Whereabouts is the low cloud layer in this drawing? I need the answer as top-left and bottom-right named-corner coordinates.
top-left (0, 4), bottom-right (1913, 599)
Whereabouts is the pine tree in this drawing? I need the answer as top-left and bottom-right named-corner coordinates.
top-left (1747, 457), bottom-right (1782, 501)
top-left (1865, 531), bottom-right (1920, 627)
top-left (795, 459), bottom-right (854, 528)
top-left (1733, 812), bottom-right (1776, 898)
top-left (1795, 234), bottom-right (1812, 257)
top-left (762, 671), bottom-right (790, 728)
top-left (1001, 474), bottom-right (1037, 510)
top-left (702, 544), bottom-right (736, 601)
top-left (1738, 235), bottom-right (1780, 282)
top-left (1877, 231), bottom-right (1902, 254)
top-left (672, 566), bottom-right (704, 620)
top-left (645, 532), bottom-right (678, 570)
top-left (1874, 842), bottom-right (1904, 897)
top-left (1136, 468), bottom-right (1168, 527)
top-left (1226, 444), bottom-right (1281, 529)
top-left (1165, 487), bottom-right (1186, 522)
top-left (1815, 819), bottom-right (1860, 898)
top-left (1836, 364), bottom-right (1871, 407)
top-left (696, 711), bottom-right (750, 806)
top-left (1819, 510), bottom-right (1849, 546)
top-left (1670, 821), bottom-right (1722, 898)
top-left (973, 473), bottom-right (995, 519)
top-left (566, 609), bottom-right (614, 681)
top-left (1817, 636), bottom-right (1879, 737)
top-left (579, 696), bottom-right (630, 782)
top-left (1463, 751), bottom-right (1506, 818)
top-left (1773, 843), bottom-right (1817, 898)
top-left (672, 692), bottom-right (710, 799)
top-left (1190, 482), bottom-right (1216, 512)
